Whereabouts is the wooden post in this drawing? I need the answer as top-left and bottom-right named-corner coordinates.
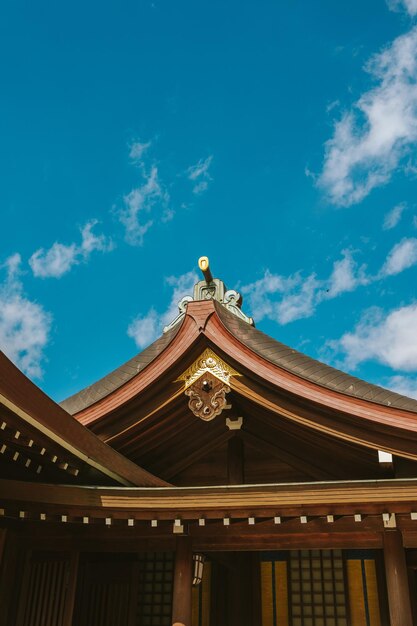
top-left (228, 436), bottom-right (244, 484)
top-left (383, 530), bottom-right (413, 626)
top-left (172, 536), bottom-right (193, 626)
top-left (0, 528), bottom-right (6, 569)
top-left (63, 551), bottom-right (79, 626)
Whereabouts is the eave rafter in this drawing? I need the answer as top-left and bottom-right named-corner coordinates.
top-left (0, 351), bottom-right (169, 487)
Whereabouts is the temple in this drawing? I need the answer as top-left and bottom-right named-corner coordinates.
top-left (2, 257), bottom-right (417, 625)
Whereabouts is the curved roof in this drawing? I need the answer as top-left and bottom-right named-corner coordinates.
top-left (60, 322), bottom-right (180, 415)
top-left (215, 302), bottom-right (417, 414)
top-left (60, 298), bottom-right (417, 416)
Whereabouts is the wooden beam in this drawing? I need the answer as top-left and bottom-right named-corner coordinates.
top-left (172, 536), bottom-right (193, 626)
top-left (228, 436), bottom-right (244, 485)
top-left (241, 430), bottom-right (334, 481)
top-left (384, 530), bottom-right (413, 626)
top-left (163, 431), bottom-right (232, 480)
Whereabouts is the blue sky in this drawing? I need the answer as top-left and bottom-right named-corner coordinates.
top-left (2, 0), bottom-right (417, 402)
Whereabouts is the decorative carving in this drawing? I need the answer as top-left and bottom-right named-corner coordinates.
top-left (163, 257), bottom-right (255, 333)
top-left (177, 348), bottom-right (240, 388)
top-left (223, 290), bottom-right (254, 326)
top-left (193, 277), bottom-right (226, 303)
top-left (163, 295), bottom-right (193, 333)
top-left (178, 349), bottom-right (240, 421)
top-left (185, 372), bottom-right (231, 421)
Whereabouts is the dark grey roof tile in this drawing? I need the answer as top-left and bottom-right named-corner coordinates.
top-left (215, 302), bottom-right (417, 414)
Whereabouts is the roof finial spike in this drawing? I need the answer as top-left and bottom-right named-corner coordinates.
top-left (198, 256), bottom-right (213, 284)
top-left (163, 257), bottom-right (255, 333)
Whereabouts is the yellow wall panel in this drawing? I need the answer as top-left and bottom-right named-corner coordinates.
top-left (364, 560), bottom-right (381, 626)
top-left (347, 560), bottom-right (367, 626)
top-left (261, 562), bottom-right (274, 626)
top-left (274, 561), bottom-right (288, 626)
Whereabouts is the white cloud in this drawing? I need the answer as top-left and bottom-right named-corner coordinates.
top-left (127, 308), bottom-right (160, 349)
top-left (119, 166), bottom-right (169, 245)
top-left (242, 270), bottom-right (323, 325)
top-left (242, 237), bottom-right (417, 327)
top-left (323, 249), bottom-right (369, 298)
top-left (385, 374), bottom-right (417, 399)
top-left (0, 254), bottom-right (51, 378)
top-left (29, 219), bottom-right (112, 278)
top-left (187, 156), bottom-right (213, 194)
top-left (128, 271), bottom-right (198, 348)
top-left (277, 274), bottom-right (320, 324)
top-left (318, 26), bottom-right (417, 206)
top-left (242, 250), bottom-right (369, 325)
top-left (30, 243), bottom-right (78, 279)
top-left (380, 237), bottom-right (417, 275)
top-left (327, 304), bottom-right (417, 371)
top-left (387, 0), bottom-right (417, 16)
top-left (383, 202), bottom-right (407, 230)
top-left (129, 139), bottom-right (151, 164)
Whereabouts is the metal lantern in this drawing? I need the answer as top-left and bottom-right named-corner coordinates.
top-left (192, 553), bottom-right (205, 586)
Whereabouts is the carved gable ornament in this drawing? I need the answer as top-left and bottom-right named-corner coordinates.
top-left (177, 349), bottom-right (241, 421)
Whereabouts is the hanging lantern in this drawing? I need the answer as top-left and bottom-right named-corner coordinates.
top-left (192, 553), bottom-right (205, 586)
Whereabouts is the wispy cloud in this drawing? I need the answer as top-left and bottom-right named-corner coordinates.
top-left (385, 374), bottom-right (417, 399)
top-left (127, 271), bottom-right (197, 348)
top-left (119, 139), bottom-right (170, 245)
top-left (387, 0), bottom-right (417, 16)
top-left (0, 254), bottom-right (51, 378)
top-left (29, 220), bottom-right (113, 278)
top-left (383, 202), bottom-right (407, 230)
top-left (379, 237), bottom-right (417, 276)
top-left (187, 156), bottom-right (213, 194)
top-left (129, 139), bottom-right (151, 164)
top-left (326, 303), bottom-right (417, 371)
top-left (242, 239), bottom-right (417, 326)
top-left (323, 250), bottom-right (369, 298)
top-left (242, 249), bottom-right (369, 325)
top-left (318, 26), bottom-right (417, 206)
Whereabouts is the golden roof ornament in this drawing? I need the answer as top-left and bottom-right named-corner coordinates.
top-left (177, 348), bottom-right (241, 421)
top-left (163, 256), bottom-right (254, 333)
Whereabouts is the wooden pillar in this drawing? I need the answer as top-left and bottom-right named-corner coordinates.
top-left (383, 530), bottom-right (413, 626)
top-left (172, 536), bottom-right (193, 626)
top-left (0, 528), bottom-right (6, 569)
top-left (228, 435), bottom-right (244, 484)
top-left (63, 551), bottom-right (79, 626)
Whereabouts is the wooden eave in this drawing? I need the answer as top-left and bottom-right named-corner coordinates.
top-left (2, 477), bottom-right (417, 519)
top-left (68, 301), bottom-right (417, 462)
top-left (0, 351), bottom-right (169, 487)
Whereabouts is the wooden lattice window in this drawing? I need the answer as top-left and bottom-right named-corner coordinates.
top-left (137, 552), bottom-right (174, 626)
top-left (289, 549), bottom-right (348, 626)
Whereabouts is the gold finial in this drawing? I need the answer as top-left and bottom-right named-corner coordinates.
top-left (198, 256), bottom-right (213, 283)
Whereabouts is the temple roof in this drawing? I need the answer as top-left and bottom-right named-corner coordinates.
top-left (216, 303), bottom-right (417, 413)
top-left (61, 280), bottom-right (417, 417)
top-left (0, 350), bottom-right (168, 487)
top-left (61, 322), bottom-right (181, 415)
